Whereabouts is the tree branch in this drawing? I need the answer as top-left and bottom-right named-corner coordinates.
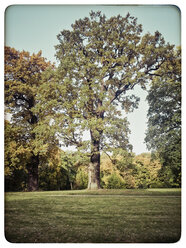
top-left (145, 59), bottom-right (165, 76)
top-left (103, 151), bottom-right (116, 164)
top-left (109, 82), bottom-right (131, 105)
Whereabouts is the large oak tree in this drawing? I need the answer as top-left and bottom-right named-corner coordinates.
top-left (34, 11), bottom-right (175, 189)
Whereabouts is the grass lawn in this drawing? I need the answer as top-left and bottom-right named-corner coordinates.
top-left (5, 188), bottom-right (181, 243)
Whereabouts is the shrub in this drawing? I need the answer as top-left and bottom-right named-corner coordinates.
top-left (105, 173), bottom-right (126, 189)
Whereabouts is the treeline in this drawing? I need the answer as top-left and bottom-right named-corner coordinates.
top-left (5, 140), bottom-right (180, 191)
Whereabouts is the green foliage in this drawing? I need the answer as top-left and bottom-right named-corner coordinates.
top-left (100, 151), bottom-right (164, 189)
top-left (75, 167), bottom-right (88, 189)
top-left (5, 120), bottom-right (28, 191)
top-left (38, 163), bottom-right (70, 191)
top-left (145, 47), bottom-right (181, 186)
top-left (156, 166), bottom-right (180, 188)
top-left (4, 46), bottom-right (54, 191)
top-left (5, 168), bottom-right (27, 192)
top-left (133, 153), bottom-right (161, 188)
top-left (5, 46), bottom-right (52, 128)
top-left (39, 151), bottom-right (89, 190)
top-left (105, 173), bottom-right (126, 189)
top-left (60, 152), bottom-right (77, 187)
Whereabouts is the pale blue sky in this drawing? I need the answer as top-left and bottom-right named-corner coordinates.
top-left (5, 5), bottom-right (181, 154)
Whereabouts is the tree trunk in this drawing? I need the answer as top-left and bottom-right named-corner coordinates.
top-left (87, 132), bottom-right (101, 190)
top-left (27, 154), bottom-right (39, 191)
top-left (70, 182), bottom-right (73, 190)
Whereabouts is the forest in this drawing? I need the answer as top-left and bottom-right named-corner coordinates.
top-left (4, 11), bottom-right (181, 192)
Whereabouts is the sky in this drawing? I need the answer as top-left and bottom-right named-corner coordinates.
top-left (4, 4), bottom-right (181, 155)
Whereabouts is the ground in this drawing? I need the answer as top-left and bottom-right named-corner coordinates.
top-left (5, 188), bottom-right (181, 243)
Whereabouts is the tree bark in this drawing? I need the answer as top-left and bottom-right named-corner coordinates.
top-left (87, 132), bottom-right (101, 190)
top-left (26, 109), bottom-right (39, 191)
top-left (27, 154), bottom-right (39, 191)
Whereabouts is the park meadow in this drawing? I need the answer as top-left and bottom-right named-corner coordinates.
top-left (5, 189), bottom-right (181, 243)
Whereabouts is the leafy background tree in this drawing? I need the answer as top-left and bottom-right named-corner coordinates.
top-left (133, 153), bottom-right (162, 188)
top-left (145, 47), bottom-right (181, 187)
top-left (4, 47), bottom-right (55, 191)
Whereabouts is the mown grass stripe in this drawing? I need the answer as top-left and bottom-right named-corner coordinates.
top-left (44, 194), bottom-right (181, 198)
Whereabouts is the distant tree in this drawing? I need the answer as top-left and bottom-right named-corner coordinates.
top-left (60, 151), bottom-right (78, 190)
top-left (4, 47), bottom-right (53, 191)
top-left (34, 11), bottom-right (175, 189)
top-left (145, 47), bottom-right (181, 186)
top-left (134, 153), bottom-right (161, 188)
top-left (100, 150), bottom-right (135, 188)
top-left (75, 166), bottom-right (88, 189)
top-left (111, 149), bottom-right (137, 188)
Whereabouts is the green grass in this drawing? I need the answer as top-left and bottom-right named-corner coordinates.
top-left (5, 188), bottom-right (181, 243)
